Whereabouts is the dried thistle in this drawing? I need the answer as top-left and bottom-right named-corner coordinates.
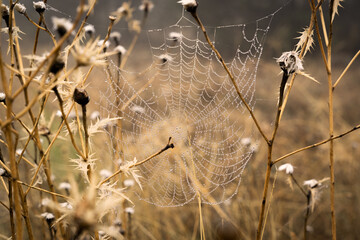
top-left (178, 0), bottom-right (198, 13)
top-left (276, 51), bottom-right (303, 75)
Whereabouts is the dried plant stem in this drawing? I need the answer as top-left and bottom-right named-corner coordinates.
top-left (328, 1), bottom-right (336, 238)
top-left (53, 87), bottom-right (87, 160)
top-left (98, 137), bottom-right (174, 186)
top-left (191, 12), bottom-right (269, 144)
top-left (273, 123), bottom-right (360, 164)
top-left (333, 50), bottom-right (360, 89)
top-left (8, 180), bottom-right (16, 240)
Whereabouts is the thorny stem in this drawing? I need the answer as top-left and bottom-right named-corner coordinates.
top-left (98, 137), bottom-right (175, 187)
top-left (190, 11), bottom-right (269, 144)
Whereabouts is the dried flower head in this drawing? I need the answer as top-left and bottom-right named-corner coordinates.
top-left (158, 54), bottom-right (173, 64)
top-left (0, 168), bottom-right (6, 176)
top-left (100, 169), bottom-right (112, 179)
top-left (139, 0), bottom-right (154, 13)
top-left (241, 137), bottom-right (252, 147)
top-left (129, 20), bottom-right (141, 33)
top-left (97, 39), bottom-right (110, 51)
top-left (124, 179), bottom-right (135, 187)
top-left (0, 92), bottom-right (5, 103)
top-left (110, 31), bottom-right (121, 45)
top-left (73, 88), bottom-right (90, 106)
top-left (303, 179), bottom-right (319, 188)
top-left (50, 58), bottom-right (65, 74)
top-left (278, 163), bottom-right (294, 174)
top-left (169, 32), bottom-right (182, 42)
top-left (131, 105), bottom-right (145, 114)
top-left (112, 2), bottom-right (133, 22)
top-left (178, 0), bottom-right (198, 13)
top-left (41, 212), bottom-right (55, 222)
top-left (1, 4), bottom-right (9, 26)
top-left (90, 111), bottom-right (100, 121)
top-left (33, 1), bottom-right (46, 13)
top-left (83, 24), bottom-right (95, 37)
top-left (114, 45), bottom-right (127, 55)
top-left (125, 207), bottom-right (134, 215)
top-left (59, 182), bottom-right (71, 191)
top-left (276, 51), bottom-right (303, 74)
top-left (14, 3), bottom-right (27, 14)
top-left (52, 17), bottom-right (73, 38)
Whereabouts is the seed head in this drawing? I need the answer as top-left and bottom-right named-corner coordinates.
top-left (278, 163), bottom-right (294, 174)
top-left (124, 179), bottom-right (135, 187)
top-left (99, 169), bottom-right (112, 179)
top-left (83, 24), bottom-right (95, 37)
top-left (50, 58), bottom-right (65, 74)
top-left (73, 88), bottom-right (90, 106)
top-left (114, 45), bottom-right (127, 55)
top-left (276, 51), bottom-right (303, 74)
top-left (110, 32), bottom-right (121, 46)
top-left (0, 168), bottom-right (6, 176)
top-left (14, 3), bottom-right (27, 14)
top-left (90, 111), bottom-right (100, 121)
top-left (33, 1), bottom-right (46, 13)
top-left (178, 0), bottom-right (198, 13)
top-left (97, 39), bottom-right (110, 51)
top-left (303, 179), bottom-right (319, 188)
top-left (158, 54), bottom-right (173, 64)
top-left (125, 207), bottom-right (134, 215)
top-left (169, 32), bottom-right (182, 42)
top-left (52, 17), bottom-right (73, 38)
top-left (1, 4), bottom-right (9, 26)
top-left (139, 0), bottom-right (154, 13)
top-left (0, 92), bottom-right (5, 103)
top-left (59, 182), bottom-right (71, 191)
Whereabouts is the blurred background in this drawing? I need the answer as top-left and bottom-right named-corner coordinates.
top-left (1, 0), bottom-right (360, 239)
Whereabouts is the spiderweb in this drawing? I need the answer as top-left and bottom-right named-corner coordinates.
top-left (99, 10), bottom-right (277, 207)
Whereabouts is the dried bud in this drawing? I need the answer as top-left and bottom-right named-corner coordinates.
top-left (33, 1), bottom-right (46, 14)
top-left (73, 88), bottom-right (90, 106)
top-left (50, 58), bottom-right (65, 74)
top-left (110, 31), bottom-right (121, 46)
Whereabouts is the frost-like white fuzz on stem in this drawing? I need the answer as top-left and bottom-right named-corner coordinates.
top-left (139, 0), bottom-right (154, 13)
top-left (110, 31), bottom-right (121, 45)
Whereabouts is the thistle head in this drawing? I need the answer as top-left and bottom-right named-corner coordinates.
top-left (33, 1), bottom-right (46, 14)
top-left (14, 3), bottom-right (27, 15)
top-left (73, 88), bottom-right (90, 106)
top-left (178, 0), bottom-right (198, 14)
top-left (278, 163), bottom-right (294, 175)
top-left (276, 51), bottom-right (303, 75)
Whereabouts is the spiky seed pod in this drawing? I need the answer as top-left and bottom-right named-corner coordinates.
top-left (73, 88), bottom-right (90, 106)
top-left (50, 58), bottom-right (65, 74)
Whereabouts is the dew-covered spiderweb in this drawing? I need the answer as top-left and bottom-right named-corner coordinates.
top-left (99, 10), bottom-right (277, 207)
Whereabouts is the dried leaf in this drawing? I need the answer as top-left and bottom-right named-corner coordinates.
top-left (295, 27), bottom-right (314, 56)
